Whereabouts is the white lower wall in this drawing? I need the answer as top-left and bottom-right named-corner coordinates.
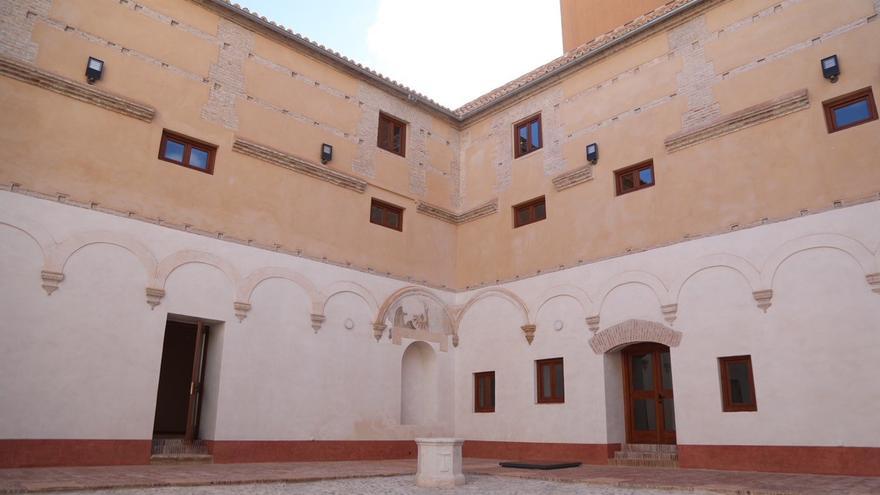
top-left (1, 190), bottom-right (879, 449)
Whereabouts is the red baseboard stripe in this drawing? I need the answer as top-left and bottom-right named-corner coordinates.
top-left (206, 440), bottom-right (415, 464)
top-left (0, 439), bottom-right (151, 468)
top-left (678, 444), bottom-right (880, 476)
top-left (463, 441), bottom-right (619, 464)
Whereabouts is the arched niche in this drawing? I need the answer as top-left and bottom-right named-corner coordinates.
top-left (401, 341), bottom-right (438, 426)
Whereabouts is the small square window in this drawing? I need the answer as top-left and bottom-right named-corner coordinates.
top-left (369, 198), bottom-right (404, 231)
top-left (719, 355), bottom-right (757, 412)
top-left (513, 196), bottom-right (547, 228)
top-left (513, 114), bottom-right (542, 158)
top-left (823, 87), bottom-right (878, 133)
top-left (158, 130), bottom-right (216, 174)
top-left (615, 160), bottom-right (655, 196)
top-left (474, 371), bottom-right (495, 413)
top-left (536, 358), bottom-right (564, 404)
top-left (377, 112), bottom-right (407, 156)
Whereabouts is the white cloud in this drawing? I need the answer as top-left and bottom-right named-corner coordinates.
top-left (365, 0), bottom-right (561, 109)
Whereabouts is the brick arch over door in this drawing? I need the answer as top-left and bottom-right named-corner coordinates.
top-left (589, 319), bottom-right (682, 354)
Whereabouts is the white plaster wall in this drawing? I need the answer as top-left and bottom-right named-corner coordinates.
top-left (453, 200), bottom-right (880, 448)
top-left (0, 191), bottom-right (455, 442)
top-left (2, 190), bottom-right (879, 449)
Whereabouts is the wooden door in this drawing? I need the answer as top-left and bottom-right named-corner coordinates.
top-left (622, 343), bottom-right (676, 444)
top-left (184, 322), bottom-right (208, 443)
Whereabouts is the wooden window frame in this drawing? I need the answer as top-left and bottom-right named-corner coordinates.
top-left (719, 355), bottom-right (758, 412)
top-left (377, 112), bottom-right (407, 157)
top-left (822, 86), bottom-right (878, 133)
top-left (513, 113), bottom-right (543, 158)
top-left (536, 357), bottom-right (564, 404)
top-left (614, 159), bottom-right (655, 196)
top-left (369, 198), bottom-right (404, 232)
top-left (474, 371), bottom-right (495, 413)
top-left (158, 130), bottom-right (217, 174)
top-left (513, 196), bottom-right (547, 228)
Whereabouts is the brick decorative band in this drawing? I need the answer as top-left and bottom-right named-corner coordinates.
top-left (0, 439), bottom-right (151, 468)
top-left (678, 444), bottom-right (880, 476)
top-left (552, 165), bottom-right (594, 191)
top-left (206, 440), bottom-right (415, 464)
top-left (0, 55), bottom-right (156, 122)
top-left (463, 441), bottom-right (619, 465)
top-left (664, 89), bottom-right (809, 152)
top-left (416, 199), bottom-right (498, 224)
top-left (589, 318), bottom-right (682, 354)
top-left (232, 138), bottom-right (368, 193)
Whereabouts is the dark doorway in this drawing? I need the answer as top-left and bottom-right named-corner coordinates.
top-left (622, 343), bottom-right (676, 444)
top-left (153, 320), bottom-right (209, 442)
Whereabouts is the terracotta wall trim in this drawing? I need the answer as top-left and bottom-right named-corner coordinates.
top-left (0, 439), bottom-right (151, 468)
top-left (678, 444), bottom-right (880, 476)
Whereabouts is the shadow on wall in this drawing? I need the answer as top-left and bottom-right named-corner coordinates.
top-left (401, 341), bottom-right (437, 426)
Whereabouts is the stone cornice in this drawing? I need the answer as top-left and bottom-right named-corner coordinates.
top-left (232, 137), bottom-right (368, 193)
top-left (552, 165), bottom-right (594, 191)
top-left (665, 89), bottom-right (810, 152)
top-left (416, 199), bottom-right (498, 225)
top-left (0, 55), bottom-right (156, 122)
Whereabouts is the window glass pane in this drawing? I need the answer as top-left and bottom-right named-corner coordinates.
top-left (189, 147), bottom-right (209, 170)
top-left (517, 208), bottom-right (529, 226)
top-left (541, 365), bottom-right (551, 398)
top-left (834, 99), bottom-right (871, 127)
top-left (727, 362), bottom-right (752, 404)
top-left (163, 139), bottom-right (185, 162)
top-left (554, 363), bottom-right (564, 399)
top-left (518, 125), bottom-right (528, 154)
top-left (530, 121), bottom-right (541, 149)
top-left (387, 211), bottom-right (400, 229)
top-left (633, 399), bottom-right (656, 431)
top-left (477, 378), bottom-right (484, 408)
top-left (488, 376), bottom-right (494, 408)
top-left (621, 173), bottom-right (635, 191)
top-left (392, 125), bottom-right (402, 152)
top-left (370, 205), bottom-right (383, 224)
top-left (631, 353), bottom-right (653, 391)
top-left (663, 397), bottom-right (676, 432)
top-left (534, 202), bottom-right (546, 220)
top-left (660, 352), bottom-right (673, 390)
top-left (639, 167), bottom-right (654, 186)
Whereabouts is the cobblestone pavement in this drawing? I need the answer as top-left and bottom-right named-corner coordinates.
top-left (24, 475), bottom-right (715, 495)
top-left (2, 459), bottom-right (879, 494)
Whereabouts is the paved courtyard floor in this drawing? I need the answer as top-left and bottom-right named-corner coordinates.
top-left (0, 458), bottom-right (878, 494)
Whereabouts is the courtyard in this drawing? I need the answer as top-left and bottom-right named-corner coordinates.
top-left (2, 459), bottom-right (879, 494)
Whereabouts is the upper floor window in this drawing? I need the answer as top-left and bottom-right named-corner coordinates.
top-left (377, 112), bottom-right (406, 157)
top-left (514, 114), bottom-right (542, 158)
top-left (719, 355), bottom-right (757, 412)
top-left (370, 198), bottom-right (403, 231)
top-left (158, 130), bottom-right (216, 174)
top-left (474, 371), bottom-right (495, 413)
top-left (823, 87), bottom-right (877, 133)
top-left (513, 196), bottom-right (546, 228)
top-left (536, 358), bottom-right (564, 404)
top-left (615, 160), bottom-right (655, 196)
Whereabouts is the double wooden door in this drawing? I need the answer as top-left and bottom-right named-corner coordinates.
top-left (622, 343), bottom-right (676, 444)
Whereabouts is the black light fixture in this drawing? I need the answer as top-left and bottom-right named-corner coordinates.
top-left (821, 55), bottom-right (840, 83)
top-left (586, 142), bottom-right (599, 164)
top-left (320, 143), bottom-right (333, 164)
top-left (85, 56), bottom-right (104, 84)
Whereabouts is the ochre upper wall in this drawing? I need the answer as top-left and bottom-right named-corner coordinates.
top-left (1, 0), bottom-right (878, 290)
top-left (560, 0), bottom-right (668, 52)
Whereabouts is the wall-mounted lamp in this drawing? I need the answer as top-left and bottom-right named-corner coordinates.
top-left (821, 55), bottom-right (839, 83)
top-left (85, 57), bottom-right (104, 84)
top-left (586, 143), bottom-right (599, 164)
top-left (321, 143), bottom-right (333, 164)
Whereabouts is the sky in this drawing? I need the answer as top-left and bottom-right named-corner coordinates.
top-left (237, 0), bottom-right (562, 109)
